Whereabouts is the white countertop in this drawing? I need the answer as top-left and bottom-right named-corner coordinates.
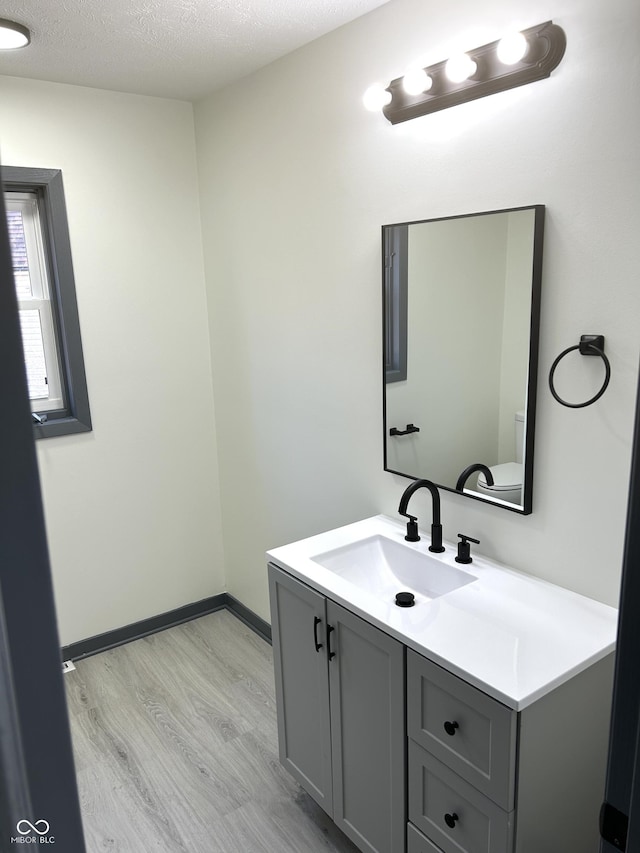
top-left (266, 515), bottom-right (618, 711)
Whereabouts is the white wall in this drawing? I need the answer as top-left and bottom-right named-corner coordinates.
top-left (196, 0), bottom-right (640, 618)
top-left (0, 77), bottom-right (225, 645)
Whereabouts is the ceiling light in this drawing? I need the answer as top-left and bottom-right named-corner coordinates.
top-left (497, 32), bottom-right (529, 65)
top-left (363, 83), bottom-right (392, 112)
top-left (0, 19), bottom-right (30, 50)
top-left (445, 53), bottom-right (477, 83)
top-left (402, 68), bottom-right (433, 96)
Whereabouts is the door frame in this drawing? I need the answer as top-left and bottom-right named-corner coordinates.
top-left (0, 170), bottom-right (86, 849)
top-left (600, 360), bottom-right (640, 852)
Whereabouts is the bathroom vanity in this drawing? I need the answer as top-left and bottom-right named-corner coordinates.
top-left (267, 515), bottom-right (617, 853)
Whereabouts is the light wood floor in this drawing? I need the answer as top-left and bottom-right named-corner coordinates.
top-left (65, 609), bottom-right (361, 853)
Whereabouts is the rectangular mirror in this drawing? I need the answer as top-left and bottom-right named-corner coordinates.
top-left (383, 205), bottom-right (544, 514)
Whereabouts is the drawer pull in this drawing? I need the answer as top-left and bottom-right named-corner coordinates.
top-left (444, 812), bottom-right (459, 829)
top-left (444, 720), bottom-right (459, 736)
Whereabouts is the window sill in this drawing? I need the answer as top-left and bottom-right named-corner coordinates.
top-left (33, 415), bottom-right (92, 440)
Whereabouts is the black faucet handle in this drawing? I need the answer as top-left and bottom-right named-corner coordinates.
top-left (404, 515), bottom-right (420, 542)
top-left (456, 534), bottom-right (480, 564)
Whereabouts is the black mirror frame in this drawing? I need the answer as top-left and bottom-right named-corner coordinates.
top-left (382, 204), bottom-right (545, 515)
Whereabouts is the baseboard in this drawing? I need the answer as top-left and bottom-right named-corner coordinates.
top-left (225, 594), bottom-right (272, 643)
top-left (61, 593), bottom-right (233, 662)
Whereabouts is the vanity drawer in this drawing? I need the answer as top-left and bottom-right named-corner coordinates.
top-left (407, 822), bottom-right (444, 853)
top-left (407, 651), bottom-right (517, 809)
top-left (408, 740), bottom-right (513, 853)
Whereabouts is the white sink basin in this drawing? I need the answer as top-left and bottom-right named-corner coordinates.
top-left (267, 515), bottom-right (619, 709)
top-left (310, 534), bottom-right (476, 603)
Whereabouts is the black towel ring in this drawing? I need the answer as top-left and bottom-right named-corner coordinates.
top-left (548, 334), bottom-right (611, 409)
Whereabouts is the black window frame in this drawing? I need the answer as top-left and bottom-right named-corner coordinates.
top-left (2, 166), bottom-right (92, 439)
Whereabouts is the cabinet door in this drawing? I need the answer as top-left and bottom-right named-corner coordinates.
top-left (327, 600), bottom-right (405, 853)
top-left (268, 564), bottom-right (333, 815)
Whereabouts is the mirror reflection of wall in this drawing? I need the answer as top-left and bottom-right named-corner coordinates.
top-left (383, 206), bottom-right (544, 514)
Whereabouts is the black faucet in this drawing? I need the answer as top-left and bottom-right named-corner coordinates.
top-left (398, 479), bottom-right (445, 553)
top-left (455, 463), bottom-right (494, 493)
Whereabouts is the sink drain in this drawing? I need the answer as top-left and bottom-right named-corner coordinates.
top-left (395, 591), bottom-right (415, 607)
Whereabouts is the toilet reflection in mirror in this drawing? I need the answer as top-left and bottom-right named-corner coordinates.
top-left (383, 206), bottom-right (544, 514)
top-left (475, 410), bottom-right (524, 505)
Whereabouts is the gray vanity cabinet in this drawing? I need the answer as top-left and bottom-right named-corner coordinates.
top-left (268, 564), bottom-right (405, 853)
top-left (269, 561), bottom-right (613, 853)
top-left (406, 649), bottom-right (614, 853)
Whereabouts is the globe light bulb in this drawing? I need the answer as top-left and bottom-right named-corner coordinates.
top-left (497, 32), bottom-right (528, 65)
top-left (445, 53), bottom-right (477, 83)
top-left (363, 83), bottom-right (392, 112)
top-left (402, 68), bottom-right (433, 96)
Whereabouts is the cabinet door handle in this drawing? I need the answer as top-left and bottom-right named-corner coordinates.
top-left (327, 625), bottom-right (336, 660)
top-left (444, 812), bottom-right (459, 829)
top-left (443, 720), bottom-right (459, 736)
top-left (313, 616), bottom-right (323, 652)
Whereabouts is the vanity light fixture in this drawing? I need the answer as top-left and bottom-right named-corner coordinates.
top-left (0, 18), bottom-right (30, 50)
top-left (368, 20), bottom-right (566, 125)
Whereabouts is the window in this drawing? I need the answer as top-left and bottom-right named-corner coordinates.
top-left (383, 224), bottom-right (408, 383)
top-left (7, 193), bottom-right (64, 410)
top-left (2, 167), bottom-right (91, 438)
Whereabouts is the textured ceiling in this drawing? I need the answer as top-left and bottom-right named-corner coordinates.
top-left (0, 0), bottom-right (390, 101)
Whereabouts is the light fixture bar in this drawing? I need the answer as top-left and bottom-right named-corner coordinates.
top-left (382, 21), bottom-right (566, 125)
